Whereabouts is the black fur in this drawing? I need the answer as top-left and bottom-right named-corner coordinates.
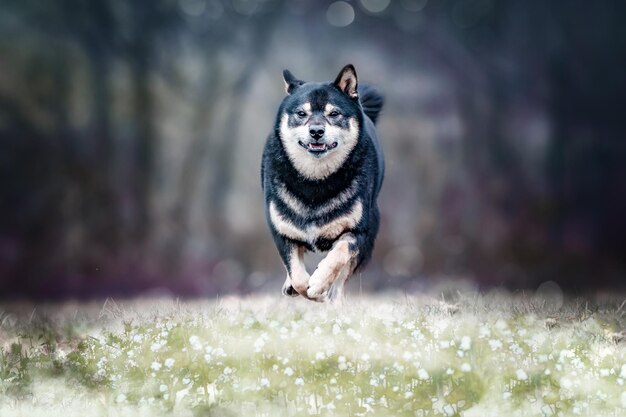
top-left (261, 66), bottom-right (384, 280)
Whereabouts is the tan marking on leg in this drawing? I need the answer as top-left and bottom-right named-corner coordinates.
top-left (288, 245), bottom-right (310, 296)
top-left (307, 234), bottom-right (357, 301)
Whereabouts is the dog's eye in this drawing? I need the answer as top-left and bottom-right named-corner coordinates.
top-left (329, 111), bottom-right (340, 117)
top-left (296, 111), bottom-right (306, 117)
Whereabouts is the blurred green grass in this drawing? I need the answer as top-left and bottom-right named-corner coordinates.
top-left (0, 291), bottom-right (625, 416)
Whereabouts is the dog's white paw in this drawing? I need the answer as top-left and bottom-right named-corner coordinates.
top-left (282, 282), bottom-right (299, 297)
top-left (306, 278), bottom-right (329, 301)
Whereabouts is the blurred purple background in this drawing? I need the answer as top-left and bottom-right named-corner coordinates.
top-left (0, 0), bottom-right (625, 299)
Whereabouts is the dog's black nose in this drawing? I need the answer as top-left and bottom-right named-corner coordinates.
top-left (309, 125), bottom-right (325, 140)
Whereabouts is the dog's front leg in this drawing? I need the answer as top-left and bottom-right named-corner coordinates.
top-left (307, 234), bottom-right (357, 302)
top-left (281, 244), bottom-right (311, 297)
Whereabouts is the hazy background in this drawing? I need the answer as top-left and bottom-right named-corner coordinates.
top-left (0, 0), bottom-right (625, 299)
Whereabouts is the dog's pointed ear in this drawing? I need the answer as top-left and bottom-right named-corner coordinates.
top-left (333, 64), bottom-right (358, 99)
top-left (283, 69), bottom-right (304, 95)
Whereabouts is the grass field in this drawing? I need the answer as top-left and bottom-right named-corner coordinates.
top-left (0, 289), bottom-right (625, 416)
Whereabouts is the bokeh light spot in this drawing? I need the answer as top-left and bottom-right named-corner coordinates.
top-left (327, 1), bottom-right (355, 27)
top-left (360, 0), bottom-right (391, 14)
top-left (179, 0), bottom-right (206, 16)
top-left (232, 0), bottom-right (258, 15)
top-left (401, 0), bottom-right (428, 12)
top-left (383, 245), bottom-right (423, 277)
top-left (535, 280), bottom-right (564, 310)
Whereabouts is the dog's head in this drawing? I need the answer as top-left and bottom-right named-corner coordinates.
top-left (276, 65), bottom-right (362, 180)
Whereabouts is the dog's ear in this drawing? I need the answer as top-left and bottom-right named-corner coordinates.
top-left (283, 69), bottom-right (304, 95)
top-left (333, 64), bottom-right (358, 99)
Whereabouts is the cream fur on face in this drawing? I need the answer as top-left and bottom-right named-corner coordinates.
top-left (279, 114), bottom-right (359, 180)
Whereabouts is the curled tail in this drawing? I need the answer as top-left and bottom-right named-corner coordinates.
top-left (358, 84), bottom-right (384, 124)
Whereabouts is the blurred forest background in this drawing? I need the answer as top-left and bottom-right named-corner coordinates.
top-left (0, 0), bottom-right (625, 299)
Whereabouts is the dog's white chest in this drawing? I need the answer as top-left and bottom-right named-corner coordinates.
top-left (269, 199), bottom-right (362, 245)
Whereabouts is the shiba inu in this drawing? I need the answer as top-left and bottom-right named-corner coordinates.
top-left (261, 64), bottom-right (384, 302)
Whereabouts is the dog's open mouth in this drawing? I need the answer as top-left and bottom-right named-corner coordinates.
top-left (298, 141), bottom-right (338, 154)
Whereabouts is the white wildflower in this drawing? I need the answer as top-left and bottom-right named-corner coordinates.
top-left (151, 361), bottom-right (162, 371)
top-left (560, 377), bottom-right (573, 389)
top-left (254, 337), bottom-right (266, 352)
top-left (540, 405), bottom-right (553, 415)
top-left (243, 317), bottom-right (254, 328)
top-left (347, 328), bottom-right (362, 341)
top-left (224, 367), bottom-right (234, 375)
top-left (418, 369), bottom-right (429, 380)
top-left (115, 393), bottom-right (126, 403)
top-left (460, 336), bottom-right (471, 351)
top-left (479, 325), bottom-right (491, 338)
top-left (284, 367), bottom-right (294, 376)
top-left (159, 384), bottom-right (168, 392)
top-left (164, 358), bottom-right (175, 368)
top-left (189, 335), bottom-right (202, 351)
top-left (489, 339), bottom-right (502, 350)
top-left (495, 319), bottom-right (508, 330)
top-left (260, 377), bottom-right (270, 388)
top-left (516, 369), bottom-right (528, 381)
top-left (404, 391), bottom-right (413, 399)
top-left (461, 363), bottom-right (472, 372)
top-left (559, 349), bottom-right (575, 363)
top-left (295, 377), bottom-right (304, 386)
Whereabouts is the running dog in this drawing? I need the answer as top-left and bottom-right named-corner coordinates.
top-left (261, 64), bottom-right (384, 302)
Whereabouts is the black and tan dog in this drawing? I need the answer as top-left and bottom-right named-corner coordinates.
top-left (261, 64), bottom-right (384, 302)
